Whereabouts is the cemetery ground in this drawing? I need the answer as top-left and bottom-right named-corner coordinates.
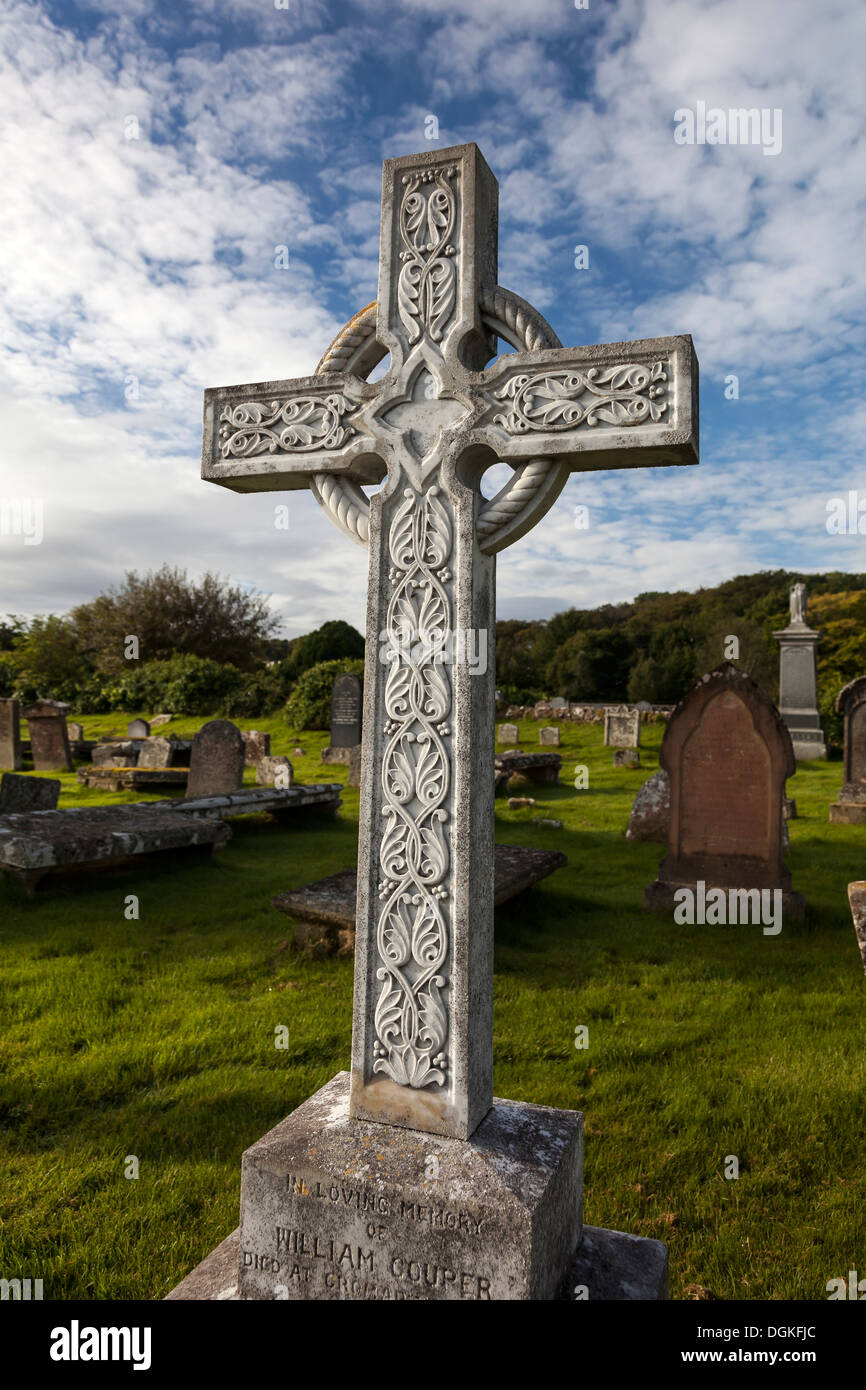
top-left (0, 716), bottom-right (862, 1303)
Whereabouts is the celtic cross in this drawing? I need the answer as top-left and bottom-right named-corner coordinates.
top-left (202, 143), bottom-right (699, 1140)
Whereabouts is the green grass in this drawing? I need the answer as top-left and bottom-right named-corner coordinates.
top-left (0, 716), bottom-right (863, 1300)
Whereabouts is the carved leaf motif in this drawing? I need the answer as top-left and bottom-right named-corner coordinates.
top-left (418, 976), bottom-right (447, 1051)
top-left (382, 897), bottom-right (413, 966)
top-left (427, 258), bottom-right (456, 344)
top-left (396, 170), bottom-right (458, 347)
top-left (218, 394), bottom-right (357, 458)
top-left (491, 363), bottom-right (668, 436)
top-left (388, 493), bottom-right (417, 570)
top-left (423, 490), bottom-right (452, 569)
top-left (374, 972), bottom-right (404, 1045)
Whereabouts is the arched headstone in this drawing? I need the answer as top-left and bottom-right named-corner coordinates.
top-left (830, 676), bottom-right (866, 823)
top-left (185, 720), bottom-right (245, 799)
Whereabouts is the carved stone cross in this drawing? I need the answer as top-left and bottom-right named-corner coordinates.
top-left (202, 143), bottom-right (698, 1141)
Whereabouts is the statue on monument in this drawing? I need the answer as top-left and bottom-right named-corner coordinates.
top-left (790, 581), bottom-right (807, 626)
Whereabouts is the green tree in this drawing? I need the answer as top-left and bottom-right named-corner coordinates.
top-left (284, 620), bottom-right (365, 679)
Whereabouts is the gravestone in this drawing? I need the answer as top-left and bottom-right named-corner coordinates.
top-left (151, 713), bottom-right (173, 727)
top-left (22, 700), bottom-right (73, 771)
top-left (329, 673), bottom-right (363, 749)
top-left (175, 140), bottom-right (698, 1301)
top-left (67, 721), bottom-right (84, 743)
top-left (498, 722), bottom-right (519, 745)
top-left (0, 772), bottom-right (61, 813)
top-left (539, 726), bottom-right (560, 746)
top-left (185, 720), bottom-right (245, 799)
top-left (626, 769), bottom-right (670, 843)
top-left (830, 677), bottom-right (866, 823)
top-left (92, 741), bottom-right (136, 766)
top-left (550, 697), bottom-right (567, 709)
top-left (242, 730), bottom-right (271, 765)
top-left (256, 755), bottom-right (293, 787)
top-left (0, 698), bottom-right (23, 770)
top-left (138, 737), bottom-right (175, 770)
top-left (772, 583), bottom-right (826, 759)
top-left (847, 882), bottom-right (866, 974)
top-left (604, 706), bottom-right (640, 748)
top-left (128, 718), bottom-right (151, 739)
top-left (613, 748), bottom-right (640, 768)
top-left (645, 664), bottom-right (804, 919)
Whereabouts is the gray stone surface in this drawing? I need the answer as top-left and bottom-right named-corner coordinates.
top-left (498, 722), bottom-right (519, 745)
top-left (348, 745), bottom-right (362, 788)
top-left (0, 698), bottom-right (22, 771)
top-left (0, 805), bottom-right (230, 892)
top-left (831, 676), bottom-right (866, 818)
top-left (186, 719), bottom-right (245, 799)
top-left (564, 1225), bottom-right (669, 1300)
top-left (321, 745), bottom-right (356, 765)
top-left (329, 673), bottom-right (363, 749)
top-left (127, 718), bottom-right (150, 738)
top-left (847, 881), bottom-right (866, 974)
top-left (539, 726), bottom-right (561, 746)
top-left (0, 773), bottom-right (61, 813)
top-left (150, 713), bottom-right (173, 727)
top-left (157, 784), bottom-right (341, 821)
top-left (273, 844), bottom-right (567, 956)
top-left (256, 755), bottom-right (293, 787)
top-left (494, 750), bottom-right (561, 796)
top-left (137, 737), bottom-right (174, 769)
top-left (22, 700), bottom-right (72, 771)
top-left (604, 707), bottom-right (641, 748)
top-left (92, 740), bottom-right (137, 766)
top-left (613, 748), bottom-right (640, 768)
top-left (236, 1072), bottom-right (583, 1301)
top-left (77, 766), bottom-right (189, 791)
top-left (242, 730), bottom-right (271, 765)
top-left (67, 721), bottom-right (84, 743)
top-left (773, 584), bottom-right (827, 760)
top-left (626, 769), bottom-right (670, 843)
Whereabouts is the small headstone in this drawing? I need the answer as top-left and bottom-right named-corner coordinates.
top-left (645, 664), bottom-right (804, 919)
top-left (185, 720), bottom-right (245, 799)
top-left (328, 673), bottom-right (363, 750)
top-left (67, 721), bottom-right (85, 743)
top-left (847, 881), bottom-right (866, 974)
top-left (499, 722), bottom-right (519, 745)
top-left (256, 755), bottom-right (293, 788)
top-left (830, 677), bottom-right (866, 822)
top-left (613, 748), bottom-right (640, 768)
top-left (604, 706), bottom-right (641, 748)
top-left (539, 726), bottom-right (561, 746)
top-left (137, 737), bottom-right (174, 770)
top-left (626, 770), bottom-right (670, 843)
top-left (22, 700), bottom-right (73, 772)
top-left (0, 698), bottom-right (23, 770)
top-left (150, 713), bottom-right (173, 727)
top-left (92, 741), bottom-right (136, 766)
top-left (549, 697), bottom-right (567, 709)
top-left (0, 772), bottom-right (61, 813)
top-left (242, 730), bottom-right (271, 765)
top-left (782, 796), bottom-right (797, 820)
top-left (127, 718), bottom-right (151, 738)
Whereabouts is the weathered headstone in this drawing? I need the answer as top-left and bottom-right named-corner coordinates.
top-left (127, 718), bottom-right (151, 739)
top-left (830, 676), bottom-right (866, 823)
top-left (256, 755), bottom-right (293, 787)
top-left (137, 737), bottom-right (175, 770)
top-left (847, 881), bottom-right (866, 974)
top-left (67, 721), bottom-right (85, 743)
top-left (0, 698), bottom-right (23, 770)
top-left (613, 748), bottom-right (640, 768)
top-left (498, 722), bottom-right (519, 745)
top-left (242, 730), bottom-right (271, 765)
top-left (185, 720), bottom-right (245, 799)
top-left (22, 700), bottom-right (73, 772)
top-left (772, 583), bottom-right (826, 759)
top-left (626, 769), bottom-right (670, 842)
top-left (92, 741), bottom-right (136, 766)
top-left (177, 140), bottom-right (699, 1301)
top-left (539, 726), bottom-right (561, 746)
top-left (549, 697), bottom-right (567, 709)
top-left (150, 713), bottom-right (173, 727)
top-left (645, 664), bottom-right (804, 919)
top-left (328, 673), bottom-right (363, 749)
top-left (604, 706), bottom-right (640, 748)
top-left (0, 772), bottom-right (61, 813)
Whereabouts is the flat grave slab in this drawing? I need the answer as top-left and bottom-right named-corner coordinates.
top-left (0, 805), bottom-right (231, 894)
top-left (77, 767), bottom-right (190, 791)
top-left (494, 751), bottom-right (562, 796)
top-left (161, 784), bottom-right (343, 820)
top-left (273, 843), bottom-right (568, 956)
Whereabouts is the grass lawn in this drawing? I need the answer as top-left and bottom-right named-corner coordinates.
top-left (0, 714), bottom-right (863, 1300)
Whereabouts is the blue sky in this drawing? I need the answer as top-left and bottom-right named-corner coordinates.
top-left (1, 0), bottom-right (864, 637)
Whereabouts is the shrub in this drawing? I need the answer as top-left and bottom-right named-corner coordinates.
top-left (284, 657), bottom-right (365, 731)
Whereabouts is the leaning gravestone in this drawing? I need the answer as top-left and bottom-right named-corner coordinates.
top-left (22, 700), bottom-right (73, 772)
top-left (321, 673), bottom-right (363, 765)
top-left (185, 720), bottom-right (245, 800)
top-left (604, 706), bottom-right (640, 748)
top-left (0, 772), bottom-right (61, 813)
top-left (626, 769), bottom-right (670, 842)
top-left (173, 140), bottom-right (699, 1301)
top-left (539, 726), bottom-right (561, 746)
top-left (772, 582), bottom-right (827, 759)
top-left (830, 676), bottom-right (866, 823)
top-left (645, 664), bottom-right (804, 919)
top-left (127, 718), bottom-right (151, 739)
top-left (0, 698), bottom-right (23, 770)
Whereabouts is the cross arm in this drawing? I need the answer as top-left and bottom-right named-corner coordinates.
top-left (470, 333), bottom-right (698, 471)
top-left (201, 372), bottom-right (383, 493)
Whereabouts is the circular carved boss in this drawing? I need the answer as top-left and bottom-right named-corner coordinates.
top-left (309, 287), bottom-right (570, 554)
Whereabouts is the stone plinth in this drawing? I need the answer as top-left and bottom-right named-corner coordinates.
top-left (22, 700), bottom-right (72, 771)
top-left (0, 698), bottom-right (23, 771)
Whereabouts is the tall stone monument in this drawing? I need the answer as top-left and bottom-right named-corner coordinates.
top-left (773, 582), bottom-right (827, 759)
top-left (179, 142), bottom-right (699, 1301)
top-left (0, 697), bottom-right (23, 770)
top-left (829, 676), bottom-right (866, 823)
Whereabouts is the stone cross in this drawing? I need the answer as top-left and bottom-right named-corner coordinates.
top-left (202, 143), bottom-right (698, 1141)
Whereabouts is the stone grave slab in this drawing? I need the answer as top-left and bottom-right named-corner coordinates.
top-left (92, 741), bottom-right (137, 766)
top-left (273, 843), bottom-right (568, 956)
top-left (22, 699), bottom-right (73, 771)
top-left (156, 783), bottom-right (342, 823)
top-left (0, 773), bottom-right (61, 813)
top-left (626, 770), bottom-right (670, 843)
top-left (256, 755), bottom-right (293, 787)
top-left (77, 767), bottom-right (189, 791)
top-left (494, 751), bottom-right (561, 796)
top-left (830, 676), bottom-right (866, 822)
top-left (498, 722), bottom-right (520, 745)
top-left (645, 664), bottom-right (804, 920)
top-left (0, 698), bottom-right (23, 771)
top-left (604, 707), bottom-right (640, 748)
top-left (847, 882), bottom-right (866, 974)
top-left (539, 726), bottom-right (561, 746)
top-left (242, 731), bottom-right (271, 765)
top-left (186, 720), bottom-right (245, 799)
top-left (0, 805), bottom-right (230, 893)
